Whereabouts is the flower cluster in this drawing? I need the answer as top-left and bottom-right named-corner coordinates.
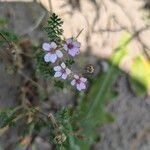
top-left (42, 38), bottom-right (87, 91)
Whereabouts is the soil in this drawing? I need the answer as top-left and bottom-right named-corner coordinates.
top-left (0, 0), bottom-right (150, 150)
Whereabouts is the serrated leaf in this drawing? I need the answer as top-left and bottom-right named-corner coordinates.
top-left (45, 13), bottom-right (63, 44)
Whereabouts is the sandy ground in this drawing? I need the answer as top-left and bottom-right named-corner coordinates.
top-left (0, 0), bottom-right (150, 149)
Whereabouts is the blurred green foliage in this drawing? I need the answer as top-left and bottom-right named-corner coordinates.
top-left (0, 17), bottom-right (8, 27)
top-left (131, 56), bottom-right (150, 95)
top-left (0, 29), bottom-right (19, 46)
top-left (58, 32), bottom-right (136, 150)
top-left (0, 107), bottom-right (20, 128)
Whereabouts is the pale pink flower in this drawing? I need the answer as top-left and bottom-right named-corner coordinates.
top-left (71, 75), bottom-right (87, 91)
top-left (42, 42), bottom-right (63, 63)
top-left (54, 62), bottom-right (71, 80)
top-left (64, 38), bottom-right (80, 57)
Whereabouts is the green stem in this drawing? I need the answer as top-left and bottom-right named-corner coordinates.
top-left (68, 122), bottom-right (79, 150)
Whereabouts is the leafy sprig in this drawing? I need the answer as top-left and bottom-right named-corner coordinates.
top-left (45, 13), bottom-right (63, 44)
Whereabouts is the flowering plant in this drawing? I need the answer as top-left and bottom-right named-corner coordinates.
top-left (0, 12), bottom-right (122, 150)
top-left (38, 13), bottom-right (87, 91)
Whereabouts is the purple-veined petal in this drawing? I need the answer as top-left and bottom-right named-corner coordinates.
top-left (76, 84), bottom-right (82, 91)
top-left (61, 62), bottom-right (66, 69)
top-left (74, 49), bottom-right (80, 55)
top-left (42, 43), bottom-right (51, 51)
top-left (54, 71), bottom-right (62, 77)
top-left (49, 54), bottom-right (57, 63)
top-left (56, 50), bottom-right (63, 58)
top-left (68, 49), bottom-right (77, 57)
top-left (50, 42), bottom-right (57, 49)
top-left (54, 66), bottom-right (61, 71)
top-left (74, 41), bottom-right (81, 48)
top-left (80, 82), bottom-right (86, 89)
top-left (66, 38), bottom-right (72, 44)
top-left (61, 73), bottom-right (67, 79)
top-left (71, 79), bottom-right (76, 86)
top-left (74, 75), bottom-right (79, 79)
top-left (69, 46), bottom-right (79, 56)
top-left (44, 53), bottom-right (52, 62)
top-left (72, 46), bottom-right (80, 52)
top-left (66, 68), bottom-right (71, 75)
top-left (80, 77), bottom-right (87, 82)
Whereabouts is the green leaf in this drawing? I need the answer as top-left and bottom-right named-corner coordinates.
top-left (104, 89), bottom-right (119, 103)
top-left (0, 29), bottom-right (19, 46)
top-left (0, 107), bottom-right (20, 128)
top-left (54, 80), bottom-right (64, 89)
top-left (130, 56), bottom-right (150, 93)
top-left (111, 32), bottom-right (131, 65)
top-left (45, 13), bottom-right (63, 44)
top-left (65, 59), bottom-right (75, 67)
top-left (36, 13), bottom-right (63, 79)
top-left (69, 32), bottom-right (132, 149)
top-left (129, 78), bottom-right (147, 96)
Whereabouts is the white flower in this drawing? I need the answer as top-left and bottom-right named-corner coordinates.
top-left (42, 42), bottom-right (63, 63)
top-left (71, 75), bottom-right (87, 91)
top-left (54, 62), bottom-right (71, 80)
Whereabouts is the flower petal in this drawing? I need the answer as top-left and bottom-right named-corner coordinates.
top-left (76, 84), bottom-right (82, 91)
top-left (68, 48), bottom-right (79, 57)
top-left (71, 79), bottom-right (76, 86)
top-left (49, 54), bottom-right (57, 63)
top-left (44, 53), bottom-right (52, 62)
top-left (54, 71), bottom-right (62, 77)
top-left (63, 44), bottom-right (68, 51)
top-left (68, 49), bottom-right (76, 57)
top-left (56, 50), bottom-right (63, 58)
top-left (42, 43), bottom-right (51, 51)
top-left (80, 82), bottom-right (86, 89)
top-left (66, 38), bottom-right (72, 44)
top-left (61, 62), bottom-right (66, 69)
top-left (80, 77), bottom-right (87, 82)
top-left (61, 73), bottom-right (67, 79)
top-left (74, 75), bottom-right (79, 79)
top-left (54, 66), bottom-right (61, 71)
top-left (50, 42), bottom-right (57, 49)
top-left (74, 41), bottom-right (81, 48)
top-left (66, 68), bottom-right (71, 75)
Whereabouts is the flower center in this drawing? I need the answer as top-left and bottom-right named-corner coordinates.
top-left (61, 69), bottom-right (66, 74)
top-left (67, 43), bottom-right (74, 49)
top-left (76, 79), bottom-right (81, 84)
top-left (50, 48), bottom-right (56, 54)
